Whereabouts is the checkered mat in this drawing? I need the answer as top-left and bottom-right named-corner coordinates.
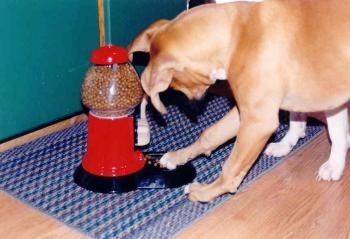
top-left (0, 96), bottom-right (324, 239)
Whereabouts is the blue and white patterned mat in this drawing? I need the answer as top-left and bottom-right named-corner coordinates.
top-left (0, 96), bottom-right (324, 239)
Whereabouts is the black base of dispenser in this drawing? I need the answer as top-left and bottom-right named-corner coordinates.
top-left (73, 155), bottom-right (197, 193)
top-left (73, 164), bottom-right (139, 193)
top-left (137, 158), bottom-right (197, 189)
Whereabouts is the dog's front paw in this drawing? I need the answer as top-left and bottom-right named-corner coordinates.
top-left (184, 182), bottom-right (218, 203)
top-left (184, 181), bottom-right (237, 203)
top-left (264, 142), bottom-right (292, 157)
top-left (317, 160), bottom-right (345, 181)
top-left (159, 148), bottom-right (193, 170)
top-left (159, 153), bottom-right (177, 170)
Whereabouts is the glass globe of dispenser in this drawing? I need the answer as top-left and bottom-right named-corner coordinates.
top-left (81, 45), bottom-right (143, 117)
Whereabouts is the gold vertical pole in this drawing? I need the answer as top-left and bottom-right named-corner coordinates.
top-left (97, 0), bottom-right (105, 46)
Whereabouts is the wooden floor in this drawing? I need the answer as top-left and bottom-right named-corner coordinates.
top-left (1, 115), bottom-right (350, 239)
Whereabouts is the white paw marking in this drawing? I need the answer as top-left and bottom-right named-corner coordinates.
top-left (264, 142), bottom-right (292, 157)
top-left (317, 160), bottom-right (344, 181)
top-left (159, 153), bottom-right (177, 170)
top-left (264, 118), bottom-right (306, 157)
top-left (210, 68), bottom-right (227, 82)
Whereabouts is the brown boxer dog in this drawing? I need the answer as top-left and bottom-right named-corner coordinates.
top-left (128, 0), bottom-right (350, 202)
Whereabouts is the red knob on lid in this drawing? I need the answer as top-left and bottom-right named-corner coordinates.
top-left (90, 44), bottom-right (129, 64)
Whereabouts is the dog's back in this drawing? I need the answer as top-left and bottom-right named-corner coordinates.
top-left (258, 0), bottom-right (350, 111)
top-left (182, 0), bottom-right (350, 111)
top-left (130, 0), bottom-right (350, 113)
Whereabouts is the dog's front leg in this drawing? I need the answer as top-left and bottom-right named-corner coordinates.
top-left (186, 112), bottom-right (279, 202)
top-left (160, 107), bottom-right (240, 170)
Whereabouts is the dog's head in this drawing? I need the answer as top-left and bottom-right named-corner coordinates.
top-left (128, 16), bottom-right (215, 114)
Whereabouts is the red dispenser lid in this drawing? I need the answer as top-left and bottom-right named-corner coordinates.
top-left (90, 44), bottom-right (128, 64)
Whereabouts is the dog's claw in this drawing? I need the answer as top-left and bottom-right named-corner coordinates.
top-left (184, 184), bottom-right (190, 194)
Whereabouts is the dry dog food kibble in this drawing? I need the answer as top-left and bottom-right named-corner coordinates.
top-left (81, 64), bottom-right (143, 117)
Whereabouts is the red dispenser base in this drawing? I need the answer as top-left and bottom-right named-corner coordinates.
top-left (74, 113), bottom-right (197, 193)
top-left (74, 113), bottom-right (146, 193)
top-left (82, 113), bottom-right (145, 176)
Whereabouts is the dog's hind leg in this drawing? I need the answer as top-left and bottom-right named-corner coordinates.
top-left (160, 106), bottom-right (240, 170)
top-left (317, 107), bottom-right (350, 181)
top-left (264, 112), bottom-right (307, 157)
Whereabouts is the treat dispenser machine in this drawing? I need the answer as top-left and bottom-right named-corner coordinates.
top-left (73, 0), bottom-right (196, 193)
top-left (73, 44), bottom-right (148, 192)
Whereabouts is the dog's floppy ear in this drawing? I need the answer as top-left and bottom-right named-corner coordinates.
top-left (128, 19), bottom-right (170, 61)
top-left (140, 63), bottom-right (174, 114)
